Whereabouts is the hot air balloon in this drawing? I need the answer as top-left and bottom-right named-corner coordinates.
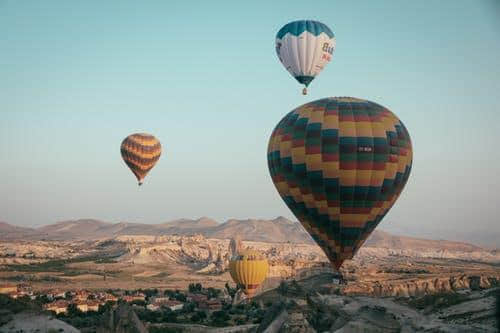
top-left (229, 249), bottom-right (269, 298)
top-left (267, 97), bottom-right (412, 271)
top-left (120, 133), bottom-right (162, 186)
top-left (275, 20), bottom-right (335, 95)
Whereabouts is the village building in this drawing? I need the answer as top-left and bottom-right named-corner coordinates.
top-left (74, 290), bottom-right (90, 301)
top-left (122, 293), bottom-right (146, 303)
top-left (100, 293), bottom-right (118, 303)
top-left (186, 293), bottom-right (208, 304)
top-left (146, 303), bottom-right (160, 311)
top-left (17, 283), bottom-right (33, 294)
top-left (51, 289), bottom-right (67, 299)
top-left (44, 300), bottom-right (69, 314)
top-left (198, 299), bottom-right (222, 311)
top-left (86, 301), bottom-right (100, 312)
top-left (150, 296), bottom-right (169, 304)
top-left (163, 300), bottom-right (184, 311)
top-left (7, 291), bottom-right (20, 299)
top-left (0, 284), bottom-right (17, 294)
top-left (75, 300), bottom-right (88, 313)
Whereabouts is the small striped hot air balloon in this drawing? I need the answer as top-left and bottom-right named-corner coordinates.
top-left (229, 250), bottom-right (269, 298)
top-left (120, 133), bottom-right (162, 186)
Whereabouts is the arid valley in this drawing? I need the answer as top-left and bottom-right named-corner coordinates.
top-left (0, 217), bottom-right (499, 332)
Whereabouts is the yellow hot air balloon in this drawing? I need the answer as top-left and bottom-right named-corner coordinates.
top-left (120, 133), bottom-right (162, 186)
top-left (229, 250), bottom-right (268, 298)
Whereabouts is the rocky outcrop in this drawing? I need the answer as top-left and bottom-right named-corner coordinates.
top-left (97, 303), bottom-right (147, 333)
top-left (359, 246), bottom-right (500, 263)
top-left (343, 275), bottom-right (499, 297)
top-left (279, 312), bottom-right (315, 333)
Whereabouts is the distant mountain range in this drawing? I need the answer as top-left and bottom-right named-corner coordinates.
top-left (0, 218), bottom-right (493, 252)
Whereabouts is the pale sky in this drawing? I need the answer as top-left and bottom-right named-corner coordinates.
top-left (1, 1), bottom-right (499, 246)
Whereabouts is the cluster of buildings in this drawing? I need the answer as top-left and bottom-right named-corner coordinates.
top-left (41, 290), bottom-right (121, 314)
top-left (0, 283), bottom-right (230, 316)
top-left (0, 283), bottom-right (34, 299)
top-left (187, 293), bottom-right (224, 311)
top-left (146, 296), bottom-right (184, 312)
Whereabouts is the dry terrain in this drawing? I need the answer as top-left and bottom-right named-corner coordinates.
top-left (0, 218), bottom-right (498, 295)
top-left (0, 218), bottom-right (499, 332)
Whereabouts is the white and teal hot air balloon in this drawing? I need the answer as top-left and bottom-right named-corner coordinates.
top-left (275, 20), bottom-right (335, 95)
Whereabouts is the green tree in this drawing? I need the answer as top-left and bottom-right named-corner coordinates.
top-left (225, 282), bottom-right (236, 298)
top-left (163, 310), bottom-right (178, 323)
top-left (67, 303), bottom-right (82, 317)
top-left (190, 310), bottom-right (207, 323)
top-left (210, 310), bottom-right (230, 327)
top-left (207, 287), bottom-right (221, 299)
top-left (188, 283), bottom-right (202, 293)
top-left (277, 281), bottom-right (288, 296)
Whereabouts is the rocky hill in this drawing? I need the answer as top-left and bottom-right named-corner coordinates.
top-left (204, 216), bottom-right (313, 243)
top-left (0, 218), bottom-right (497, 255)
top-left (0, 222), bottom-right (38, 240)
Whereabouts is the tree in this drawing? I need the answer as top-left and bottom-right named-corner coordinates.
top-left (277, 281), bottom-right (288, 296)
top-left (181, 301), bottom-right (195, 313)
top-left (163, 310), bottom-right (178, 323)
top-left (207, 287), bottom-right (221, 299)
top-left (190, 310), bottom-right (207, 323)
top-left (98, 301), bottom-right (113, 314)
top-left (67, 303), bottom-right (82, 317)
top-left (36, 294), bottom-right (51, 304)
top-left (225, 282), bottom-right (236, 298)
top-left (139, 288), bottom-right (158, 298)
top-left (173, 292), bottom-right (186, 302)
top-left (131, 300), bottom-right (146, 307)
top-left (188, 283), bottom-right (202, 293)
top-left (210, 310), bottom-right (230, 327)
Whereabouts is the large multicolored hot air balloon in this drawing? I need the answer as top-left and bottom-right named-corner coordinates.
top-left (229, 250), bottom-right (269, 298)
top-left (267, 97), bottom-right (412, 271)
top-left (120, 133), bottom-right (162, 186)
top-left (275, 20), bottom-right (335, 95)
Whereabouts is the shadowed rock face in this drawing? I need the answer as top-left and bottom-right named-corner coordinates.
top-left (97, 303), bottom-right (147, 333)
top-left (343, 275), bottom-right (499, 297)
top-left (259, 278), bottom-right (499, 333)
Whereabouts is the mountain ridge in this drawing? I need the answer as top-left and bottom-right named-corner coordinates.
top-left (0, 218), bottom-right (496, 252)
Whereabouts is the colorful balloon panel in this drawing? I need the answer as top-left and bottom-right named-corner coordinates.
top-left (229, 250), bottom-right (269, 298)
top-left (120, 133), bottom-right (162, 185)
top-left (267, 97), bottom-right (412, 270)
top-left (276, 20), bottom-right (335, 93)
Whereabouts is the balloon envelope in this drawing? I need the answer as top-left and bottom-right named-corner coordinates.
top-left (267, 97), bottom-right (412, 270)
top-left (229, 250), bottom-right (269, 298)
top-left (120, 133), bottom-right (162, 185)
top-left (275, 20), bottom-right (335, 94)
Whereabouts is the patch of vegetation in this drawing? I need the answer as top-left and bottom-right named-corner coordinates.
top-left (406, 292), bottom-right (468, 310)
top-left (0, 294), bottom-right (42, 314)
top-left (210, 310), bottom-right (231, 327)
top-left (152, 272), bottom-right (170, 278)
top-left (379, 268), bottom-right (430, 274)
top-left (256, 301), bottom-right (285, 332)
top-left (5, 254), bottom-right (120, 273)
top-left (484, 288), bottom-right (499, 298)
top-left (55, 303), bottom-right (111, 329)
top-left (94, 258), bottom-right (118, 264)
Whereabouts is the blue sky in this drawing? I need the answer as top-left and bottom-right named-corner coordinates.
top-left (1, 1), bottom-right (499, 246)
